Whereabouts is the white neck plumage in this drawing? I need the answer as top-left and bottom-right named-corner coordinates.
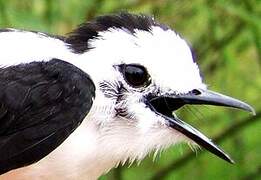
top-left (2, 117), bottom-right (120, 180)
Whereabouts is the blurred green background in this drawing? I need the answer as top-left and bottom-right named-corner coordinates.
top-left (0, 0), bottom-right (260, 179)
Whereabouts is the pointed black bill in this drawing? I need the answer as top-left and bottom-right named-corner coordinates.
top-left (174, 90), bottom-right (255, 114)
top-left (148, 89), bottom-right (255, 163)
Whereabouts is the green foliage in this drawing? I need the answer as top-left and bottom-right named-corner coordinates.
top-left (0, 0), bottom-right (260, 179)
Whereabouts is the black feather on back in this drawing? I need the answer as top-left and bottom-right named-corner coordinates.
top-left (65, 12), bottom-right (169, 53)
top-left (0, 59), bottom-right (95, 174)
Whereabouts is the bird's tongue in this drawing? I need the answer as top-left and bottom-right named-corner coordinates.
top-left (147, 89), bottom-right (255, 163)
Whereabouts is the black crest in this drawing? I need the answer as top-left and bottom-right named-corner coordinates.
top-left (65, 12), bottom-right (169, 53)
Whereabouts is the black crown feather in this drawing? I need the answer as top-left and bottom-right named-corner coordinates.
top-left (65, 12), bottom-right (169, 53)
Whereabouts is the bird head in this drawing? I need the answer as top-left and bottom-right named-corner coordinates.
top-left (66, 13), bottom-right (254, 164)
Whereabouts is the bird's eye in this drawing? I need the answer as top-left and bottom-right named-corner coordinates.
top-left (121, 64), bottom-right (151, 88)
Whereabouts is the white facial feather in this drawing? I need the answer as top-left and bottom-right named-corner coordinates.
top-left (0, 25), bottom-right (206, 179)
top-left (74, 26), bottom-right (206, 94)
top-left (70, 26), bottom-right (206, 165)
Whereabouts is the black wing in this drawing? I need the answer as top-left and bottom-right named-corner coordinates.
top-left (0, 59), bottom-right (95, 174)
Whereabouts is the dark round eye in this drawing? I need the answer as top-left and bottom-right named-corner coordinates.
top-left (122, 64), bottom-right (151, 88)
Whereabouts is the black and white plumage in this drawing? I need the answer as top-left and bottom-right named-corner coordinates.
top-left (0, 13), bottom-right (254, 179)
top-left (0, 59), bottom-right (95, 175)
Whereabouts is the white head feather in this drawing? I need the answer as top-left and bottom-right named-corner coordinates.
top-left (65, 24), bottom-right (207, 169)
top-left (0, 14), bottom-right (207, 179)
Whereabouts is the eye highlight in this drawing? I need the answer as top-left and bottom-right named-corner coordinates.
top-left (120, 64), bottom-right (151, 88)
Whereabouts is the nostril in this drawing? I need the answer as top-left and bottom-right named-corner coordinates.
top-left (191, 89), bottom-right (201, 95)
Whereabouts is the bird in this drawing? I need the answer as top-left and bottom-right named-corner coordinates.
top-left (0, 12), bottom-right (255, 179)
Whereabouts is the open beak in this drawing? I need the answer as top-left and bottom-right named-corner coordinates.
top-left (147, 89), bottom-right (255, 163)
